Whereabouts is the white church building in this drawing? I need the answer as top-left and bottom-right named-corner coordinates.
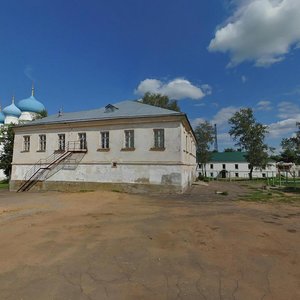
top-left (10, 100), bottom-right (197, 193)
top-left (0, 86), bottom-right (45, 180)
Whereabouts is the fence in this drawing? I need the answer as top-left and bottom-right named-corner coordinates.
top-left (198, 169), bottom-right (300, 187)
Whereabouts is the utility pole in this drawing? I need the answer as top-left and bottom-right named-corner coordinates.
top-left (214, 124), bottom-right (218, 152)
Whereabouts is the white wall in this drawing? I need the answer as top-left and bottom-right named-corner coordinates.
top-left (11, 117), bottom-right (197, 191)
top-left (4, 116), bottom-right (19, 125)
top-left (12, 121), bottom-right (182, 165)
top-left (199, 162), bottom-right (277, 179)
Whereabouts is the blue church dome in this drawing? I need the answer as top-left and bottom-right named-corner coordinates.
top-left (17, 86), bottom-right (45, 113)
top-left (3, 97), bottom-right (22, 117)
top-left (17, 95), bottom-right (45, 113)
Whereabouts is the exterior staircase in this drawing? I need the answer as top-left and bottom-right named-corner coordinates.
top-left (17, 141), bottom-right (87, 192)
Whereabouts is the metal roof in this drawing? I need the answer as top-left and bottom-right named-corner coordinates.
top-left (209, 152), bottom-right (275, 163)
top-left (21, 100), bottom-right (183, 126)
top-left (210, 152), bottom-right (248, 163)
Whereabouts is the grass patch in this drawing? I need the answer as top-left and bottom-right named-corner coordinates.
top-left (0, 182), bottom-right (9, 190)
top-left (239, 187), bottom-right (300, 203)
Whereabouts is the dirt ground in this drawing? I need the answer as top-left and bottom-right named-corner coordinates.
top-left (0, 182), bottom-right (299, 300)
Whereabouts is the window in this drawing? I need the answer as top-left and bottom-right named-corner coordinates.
top-left (262, 173), bottom-right (266, 178)
top-left (124, 130), bottom-right (134, 149)
top-left (210, 164), bottom-right (213, 169)
top-left (235, 173), bottom-right (239, 178)
top-left (58, 134), bottom-right (65, 151)
top-left (248, 164), bottom-right (251, 170)
top-left (23, 136), bottom-right (30, 152)
top-left (235, 164), bottom-right (239, 170)
top-left (100, 131), bottom-right (109, 149)
top-left (78, 133), bottom-right (87, 150)
top-left (222, 164), bottom-right (226, 169)
top-left (39, 135), bottom-right (46, 151)
top-left (210, 173), bottom-right (214, 177)
top-left (153, 129), bottom-right (164, 149)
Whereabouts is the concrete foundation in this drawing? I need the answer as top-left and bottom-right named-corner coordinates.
top-left (11, 163), bottom-right (196, 193)
top-left (10, 180), bottom-right (187, 194)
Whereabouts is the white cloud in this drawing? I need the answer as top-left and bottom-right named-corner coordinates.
top-left (192, 117), bottom-right (206, 127)
top-left (192, 105), bottom-right (239, 131)
top-left (268, 118), bottom-right (299, 138)
top-left (201, 84), bottom-right (212, 95)
top-left (208, 0), bottom-right (300, 67)
top-left (257, 100), bottom-right (272, 111)
top-left (212, 106), bottom-right (240, 125)
top-left (217, 132), bottom-right (233, 146)
top-left (135, 78), bottom-right (209, 100)
top-left (241, 75), bottom-right (247, 83)
top-left (277, 101), bottom-right (300, 119)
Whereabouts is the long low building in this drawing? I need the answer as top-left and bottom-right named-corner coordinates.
top-left (10, 100), bottom-right (197, 193)
top-left (198, 151), bottom-right (277, 179)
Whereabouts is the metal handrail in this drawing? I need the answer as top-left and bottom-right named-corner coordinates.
top-left (24, 152), bottom-right (64, 180)
top-left (24, 140), bottom-right (87, 181)
top-left (67, 141), bottom-right (87, 151)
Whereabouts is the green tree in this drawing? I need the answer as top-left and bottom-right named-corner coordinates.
top-left (194, 121), bottom-right (215, 177)
top-left (279, 123), bottom-right (300, 164)
top-left (229, 108), bottom-right (269, 180)
top-left (141, 92), bottom-right (180, 112)
top-left (0, 124), bottom-right (14, 178)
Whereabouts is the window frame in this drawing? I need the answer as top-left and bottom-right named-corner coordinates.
top-left (100, 131), bottom-right (110, 149)
top-left (38, 134), bottom-right (46, 152)
top-left (58, 134), bottom-right (66, 151)
top-left (124, 130), bottom-right (134, 149)
top-left (23, 135), bottom-right (30, 152)
top-left (153, 129), bottom-right (165, 150)
top-left (78, 132), bottom-right (87, 150)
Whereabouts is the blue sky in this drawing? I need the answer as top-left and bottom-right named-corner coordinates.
top-left (1, 0), bottom-right (299, 150)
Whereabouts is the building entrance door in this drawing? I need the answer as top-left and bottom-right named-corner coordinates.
top-left (221, 170), bottom-right (227, 178)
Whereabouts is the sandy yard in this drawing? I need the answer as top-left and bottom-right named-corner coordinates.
top-left (0, 182), bottom-right (299, 300)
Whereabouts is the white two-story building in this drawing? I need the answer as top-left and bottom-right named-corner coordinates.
top-left (199, 151), bottom-right (277, 179)
top-left (10, 100), bottom-right (197, 193)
